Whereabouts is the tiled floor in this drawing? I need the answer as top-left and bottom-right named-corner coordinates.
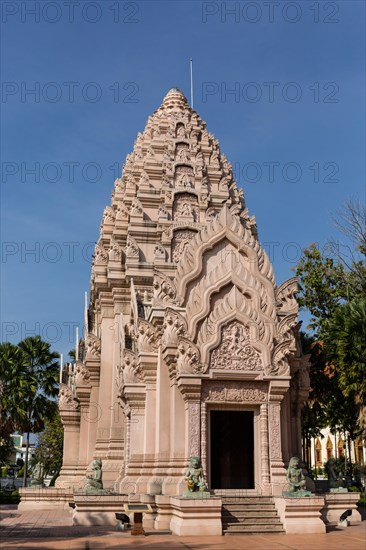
top-left (0, 505), bottom-right (365, 549)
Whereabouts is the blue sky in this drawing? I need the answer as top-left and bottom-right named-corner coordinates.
top-left (1, 0), bottom-right (365, 357)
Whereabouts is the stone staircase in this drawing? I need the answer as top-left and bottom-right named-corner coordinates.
top-left (221, 496), bottom-right (285, 535)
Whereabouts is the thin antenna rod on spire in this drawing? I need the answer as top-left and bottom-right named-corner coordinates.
top-left (190, 58), bottom-right (194, 108)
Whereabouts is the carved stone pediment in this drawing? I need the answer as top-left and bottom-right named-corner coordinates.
top-left (210, 321), bottom-right (263, 372)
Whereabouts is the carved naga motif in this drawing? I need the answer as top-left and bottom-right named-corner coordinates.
top-left (137, 319), bottom-right (160, 352)
top-left (125, 236), bottom-right (139, 258)
top-left (108, 236), bottom-right (123, 262)
top-left (162, 308), bottom-right (187, 348)
top-left (120, 350), bottom-right (144, 384)
top-left (153, 270), bottom-right (177, 305)
top-left (94, 242), bottom-right (108, 266)
top-left (276, 278), bottom-right (298, 314)
top-left (74, 362), bottom-right (91, 386)
top-left (176, 337), bottom-right (202, 375)
top-left (58, 384), bottom-right (79, 410)
top-left (85, 333), bottom-right (101, 359)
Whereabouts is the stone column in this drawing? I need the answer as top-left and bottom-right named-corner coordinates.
top-left (200, 401), bottom-right (208, 478)
top-left (260, 402), bottom-right (270, 490)
top-left (268, 380), bottom-right (288, 495)
top-left (56, 384), bottom-right (83, 489)
top-left (177, 377), bottom-right (202, 458)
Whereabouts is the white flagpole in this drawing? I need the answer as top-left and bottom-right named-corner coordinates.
top-left (190, 58), bottom-right (194, 109)
top-left (84, 291), bottom-right (89, 337)
top-left (75, 326), bottom-right (79, 362)
top-left (59, 353), bottom-right (63, 384)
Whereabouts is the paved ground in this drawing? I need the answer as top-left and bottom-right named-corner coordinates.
top-left (0, 505), bottom-right (365, 550)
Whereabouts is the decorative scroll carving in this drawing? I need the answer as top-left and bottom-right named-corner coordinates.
top-left (202, 381), bottom-right (267, 403)
top-left (153, 270), bottom-right (177, 305)
top-left (210, 321), bottom-right (262, 371)
top-left (176, 337), bottom-right (202, 374)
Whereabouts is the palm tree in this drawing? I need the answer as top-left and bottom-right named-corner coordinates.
top-left (325, 297), bottom-right (366, 432)
top-left (0, 342), bottom-right (28, 437)
top-left (17, 337), bottom-right (59, 487)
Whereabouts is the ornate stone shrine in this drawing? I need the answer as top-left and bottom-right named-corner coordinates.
top-left (55, 88), bottom-right (315, 532)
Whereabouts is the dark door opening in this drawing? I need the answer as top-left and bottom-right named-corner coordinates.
top-left (210, 410), bottom-right (254, 489)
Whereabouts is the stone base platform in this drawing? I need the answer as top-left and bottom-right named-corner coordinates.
top-left (274, 496), bottom-right (326, 534)
top-left (18, 487), bottom-right (74, 511)
top-left (321, 492), bottom-right (361, 526)
top-left (72, 493), bottom-right (128, 525)
top-left (170, 496), bottom-right (222, 536)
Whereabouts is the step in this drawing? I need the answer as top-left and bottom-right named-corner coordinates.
top-left (223, 525), bottom-right (285, 535)
top-left (223, 518), bottom-right (282, 526)
top-left (221, 497), bottom-right (273, 504)
top-left (222, 503), bottom-right (276, 510)
top-left (222, 511), bottom-right (278, 518)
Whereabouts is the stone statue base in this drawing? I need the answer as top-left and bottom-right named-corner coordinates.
top-left (282, 490), bottom-right (312, 498)
top-left (182, 491), bottom-right (211, 499)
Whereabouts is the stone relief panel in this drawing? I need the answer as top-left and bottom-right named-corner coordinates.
top-left (174, 165), bottom-right (194, 189)
top-left (188, 402), bottom-right (200, 457)
top-left (210, 321), bottom-right (263, 371)
top-left (202, 381), bottom-right (267, 404)
top-left (173, 192), bottom-right (199, 222)
top-left (175, 142), bottom-right (190, 163)
top-left (171, 229), bottom-right (197, 263)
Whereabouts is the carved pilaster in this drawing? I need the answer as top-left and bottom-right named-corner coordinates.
top-left (178, 377), bottom-right (202, 459)
top-left (260, 402), bottom-right (270, 485)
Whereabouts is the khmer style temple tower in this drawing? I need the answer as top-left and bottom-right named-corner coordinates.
top-left (57, 88), bottom-right (310, 497)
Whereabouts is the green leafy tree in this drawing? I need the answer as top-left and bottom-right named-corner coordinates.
top-left (324, 298), bottom-right (366, 430)
top-left (33, 410), bottom-right (64, 481)
top-left (17, 336), bottom-right (59, 487)
top-left (296, 199), bottom-right (366, 446)
top-left (0, 342), bottom-right (28, 436)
